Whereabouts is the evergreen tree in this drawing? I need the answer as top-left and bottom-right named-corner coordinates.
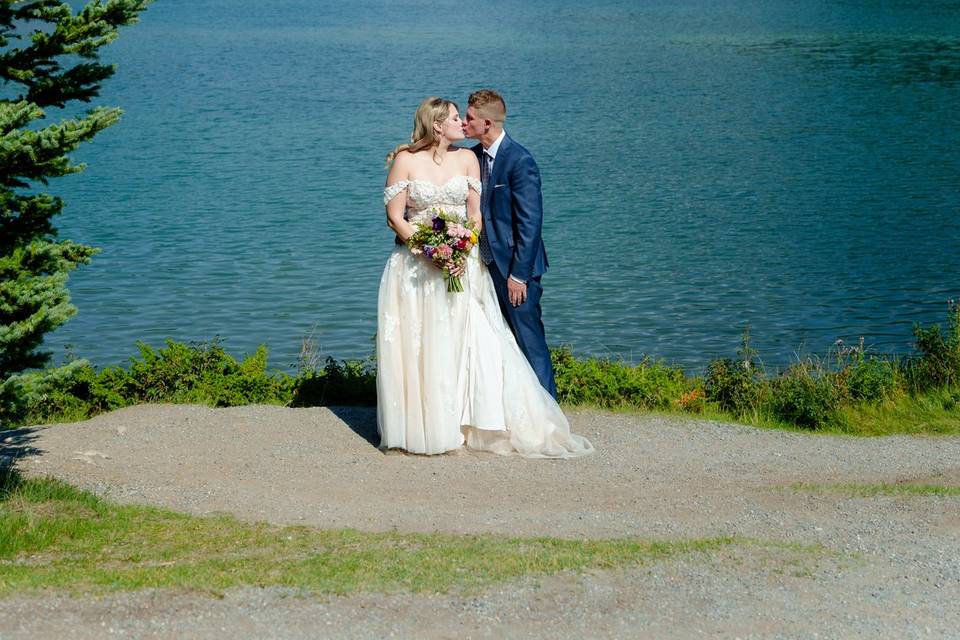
top-left (1, 0), bottom-right (149, 425)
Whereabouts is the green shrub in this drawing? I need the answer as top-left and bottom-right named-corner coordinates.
top-left (0, 376), bottom-right (27, 428)
top-left (552, 346), bottom-right (687, 410)
top-left (121, 340), bottom-right (291, 406)
top-left (704, 329), bottom-right (765, 415)
top-left (24, 363), bottom-right (130, 424)
top-left (704, 358), bottom-right (762, 415)
top-left (6, 302), bottom-right (960, 434)
top-left (845, 356), bottom-right (898, 402)
top-left (9, 360), bottom-right (122, 427)
top-left (14, 340), bottom-right (293, 426)
top-left (905, 302), bottom-right (960, 391)
top-left (768, 364), bottom-right (840, 429)
top-left (704, 361), bottom-right (762, 415)
top-left (291, 357), bottom-right (376, 407)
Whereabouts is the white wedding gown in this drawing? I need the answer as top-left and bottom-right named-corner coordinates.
top-left (377, 175), bottom-right (594, 458)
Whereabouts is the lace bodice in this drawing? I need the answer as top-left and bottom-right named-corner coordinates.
top-left (384, 175), bottom-right (482, 224)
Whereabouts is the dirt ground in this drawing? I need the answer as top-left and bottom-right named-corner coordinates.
top-left (2, 404), bottom-right (958, 639)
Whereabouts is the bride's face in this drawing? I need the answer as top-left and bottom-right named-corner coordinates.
top-left (437, 105), bottom-right (465, 142)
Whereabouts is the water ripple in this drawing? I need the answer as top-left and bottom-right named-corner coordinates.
top-left (43, 0), bottom-right (960, 371)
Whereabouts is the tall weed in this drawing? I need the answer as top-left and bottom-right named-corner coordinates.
top-left (704, 328), bottom-right (765, 414)
top-left (905, 300), bottom-right (960, 391)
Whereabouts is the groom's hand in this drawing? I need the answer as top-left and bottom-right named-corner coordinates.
top-left (507, 278), bottom-right (527, 307)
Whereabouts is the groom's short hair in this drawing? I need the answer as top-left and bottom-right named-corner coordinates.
top-left (469, 89), bottom-right (506, 124)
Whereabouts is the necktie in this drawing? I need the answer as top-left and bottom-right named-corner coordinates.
top-left (479, 152), bottom-right (493, 264)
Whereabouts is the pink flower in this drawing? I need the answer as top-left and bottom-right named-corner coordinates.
top-left (447, 223), bottom-right (470, 239)
top-left (434, 244), bottom-right (453, 260)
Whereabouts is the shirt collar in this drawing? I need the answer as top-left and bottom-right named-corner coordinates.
top-left (485, 130), bottom-right (506, 160)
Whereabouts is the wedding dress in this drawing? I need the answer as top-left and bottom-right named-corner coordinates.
top-left (377, 175), bottom-right (594, 458)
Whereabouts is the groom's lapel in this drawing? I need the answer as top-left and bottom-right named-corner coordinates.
top-left (493, 134), bottom-right (513, 183)
top-left (486, 134), bottom-right (512, 208)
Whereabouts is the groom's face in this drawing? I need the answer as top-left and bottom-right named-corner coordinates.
top-left (463, 106), bottom-right (489, 140)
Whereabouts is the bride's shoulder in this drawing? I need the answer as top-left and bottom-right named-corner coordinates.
top-left (390, 148), bottom-right (418, 174)
top-left (393, 148), bottom-right (414, 163)
top-left (398, 148), bottom-right (434, 167)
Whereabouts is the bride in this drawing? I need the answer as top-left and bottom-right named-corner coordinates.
top-left (377, 96), bottom-right (593, 459)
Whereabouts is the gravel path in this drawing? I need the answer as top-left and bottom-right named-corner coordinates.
top-left (2, 404), bottom-right (959, 639)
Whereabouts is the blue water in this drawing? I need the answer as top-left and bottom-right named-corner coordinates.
top-left (45, 0), bottom-right (960, 371)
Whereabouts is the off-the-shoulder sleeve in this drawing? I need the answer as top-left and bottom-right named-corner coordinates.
top-left (466, 176), bottom-right (482, 196)
top-left (383, 180), bottom-right (409, 205)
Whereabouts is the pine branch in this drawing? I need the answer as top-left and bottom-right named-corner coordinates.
top-left (1, 0), bottom-right (149, 107)
top-left (0, 101), bottom-right (122, 187)
top-left (0, 262), bottom-right (73, 375)
top-left (0, 239), bottom-right (98, 376)
top-left (0, 190), bottom-right (63, 251)
top-left (0, 238), bottom-right (97, 280)
top-left (27, 61), bottom-right (116, 106)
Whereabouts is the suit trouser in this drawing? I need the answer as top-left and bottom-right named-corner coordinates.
top-left (486, 260), bottom-right (558, 399)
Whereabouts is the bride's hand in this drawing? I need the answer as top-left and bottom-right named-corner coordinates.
top-left (446, 259), bottom-right (465, 277)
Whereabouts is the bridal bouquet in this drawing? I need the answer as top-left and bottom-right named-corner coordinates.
top-left (406, 209), bottom-right (479, 292)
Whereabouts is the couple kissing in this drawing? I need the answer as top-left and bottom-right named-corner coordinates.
top-left (377, 89), bottom-right (593, 460)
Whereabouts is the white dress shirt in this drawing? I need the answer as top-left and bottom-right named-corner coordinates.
top-left (484, 129), bottom-right (506, 162)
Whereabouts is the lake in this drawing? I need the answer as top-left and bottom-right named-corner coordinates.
top-left (46, 0), bottom-right (960, 372)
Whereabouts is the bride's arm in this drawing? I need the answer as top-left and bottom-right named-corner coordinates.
top-left (385, 152), bottom-right (416, 242)
top-left (465, 153), bottom-right (482, 231)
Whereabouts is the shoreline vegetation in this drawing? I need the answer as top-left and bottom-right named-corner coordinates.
top-left (3, 302), bottom-right (958, 436)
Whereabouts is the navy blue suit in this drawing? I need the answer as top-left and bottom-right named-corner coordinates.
top-left (474, 134), bottom-right (557, 398)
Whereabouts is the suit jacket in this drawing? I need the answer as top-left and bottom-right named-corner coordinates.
top-left (473, 134), bottom-right (548, 282)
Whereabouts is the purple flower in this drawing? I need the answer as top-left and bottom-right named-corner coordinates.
top-left (424, 245), bottom-right (436, 258)
top-left (432, 217), bottom-right (445, 232)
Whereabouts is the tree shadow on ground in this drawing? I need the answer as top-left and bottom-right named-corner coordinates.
top-left (1, 427), bottom-right (42, 464)
top-left (1, 428), bottom-right (43, 494)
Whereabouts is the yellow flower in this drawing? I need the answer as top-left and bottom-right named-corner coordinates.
top-left (470, 232), bottom-right (478, 244)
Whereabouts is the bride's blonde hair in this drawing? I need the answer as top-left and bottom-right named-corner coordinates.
top-left (385, 96), bottom-right (458, 168)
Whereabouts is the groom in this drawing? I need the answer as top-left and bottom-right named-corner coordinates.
top-left (463, 89), bottom-right (557, 399)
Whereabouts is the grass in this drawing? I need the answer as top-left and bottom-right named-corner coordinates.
top-left (830, 388), bottom-right (960, 436)
top-left (0, 471), bottom-right (742, 597)
top-left (790, 482), bottom-right (960, 497)
top-left (692, 393), bottom-right (960, 438)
